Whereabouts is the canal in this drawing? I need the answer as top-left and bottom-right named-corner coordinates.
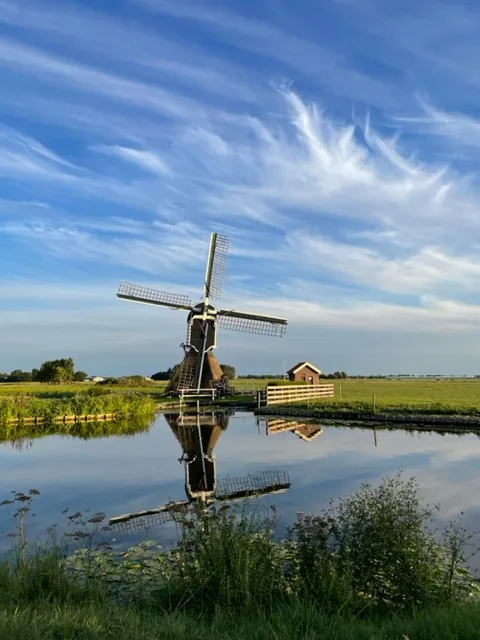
top-left (1, 410), bottom-right (480, 551)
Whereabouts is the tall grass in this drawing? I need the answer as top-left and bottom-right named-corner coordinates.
top-left (2, 475), bottom-right (480, 638)
top-left (0, 389), bottom-right (157, 424)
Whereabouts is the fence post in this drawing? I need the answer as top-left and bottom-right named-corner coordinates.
top-left (339, 385), bottom-right (342, 398)
top-left (373, 394), bottom-right (376, 413)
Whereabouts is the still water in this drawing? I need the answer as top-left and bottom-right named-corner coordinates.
top-left (1, 411), bottom-right (480, 550)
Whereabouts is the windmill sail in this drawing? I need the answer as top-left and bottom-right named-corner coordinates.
top-left (109, 469), bottom-right (291, 532)
top-left (204, 233), bottom-right (230, 300)
top-left (117, 282), bottom-right (193, 310)
top-left (217, 309), bottom-right (287, 337)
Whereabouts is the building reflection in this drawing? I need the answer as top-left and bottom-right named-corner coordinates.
top-left (257, 417), bottom-right (324, 442)
top-left (109, 410), bottom-right (291, 532)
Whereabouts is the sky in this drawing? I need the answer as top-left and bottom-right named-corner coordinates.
top-left (2, 0), bottom-right (480, 376)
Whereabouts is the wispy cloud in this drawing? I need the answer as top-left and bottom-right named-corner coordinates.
top-left (2, 0), bottom-right (480, 374)
top-left (93, 146), bottom-right (171, 176)
top-left (0, 38), bottom-right (208, 122)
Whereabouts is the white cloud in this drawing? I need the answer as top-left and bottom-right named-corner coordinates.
top-left (94, 145), bottom-right (171, 176)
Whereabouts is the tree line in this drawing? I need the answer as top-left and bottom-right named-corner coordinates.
top-left (238, 371), bottom-right (348, 379)
top-left (0, 359), bottom-right (88, 384)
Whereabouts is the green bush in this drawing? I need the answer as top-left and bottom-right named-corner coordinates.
top-left (54, 474), bottom-right (479, 618)
top-left (288, 474), bottom-right (477, 612)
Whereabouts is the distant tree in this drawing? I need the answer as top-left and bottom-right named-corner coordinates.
top-left (31, 368), bottom-right (40, 382)
top-left (37, 358), bottom-right (75, 384)
top-left (74, 371), bottom-right (88, 382)
top-left (8, 370), bottom-right (32, 382)
top-left (220, 364), bottom-right (236, 380)
top-left (151, 365), bottom-right (180, 381)
top-left (340, 371), bottom-right (348, 379)
top-left (98, 375), bottom-right (153, 387)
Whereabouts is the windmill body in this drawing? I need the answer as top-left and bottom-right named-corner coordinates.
top-left (117, 233), bottom-right (288, 394)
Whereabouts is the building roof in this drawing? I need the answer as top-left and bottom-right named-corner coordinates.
top-left (287, 361), bottom-right (322, 375)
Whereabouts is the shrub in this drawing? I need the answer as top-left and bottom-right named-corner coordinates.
top-left (288, 473), bottom-right (478, 612)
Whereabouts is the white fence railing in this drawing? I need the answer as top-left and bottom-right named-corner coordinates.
top-left (178, 388), bottom-right (217, 402)
top-left (257, 384), bottom-right (334, 407)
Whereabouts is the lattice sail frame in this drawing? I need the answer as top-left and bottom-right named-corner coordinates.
top-left (204, 233), bottom-right (230, 300)
top-left (108, 469), bottom-right (291, 531)
top-left (117, 282), bottom-right (193, 310)
top-left (215, 470), bottom-right (290, 498)
top-left (217, 314), bottom-right (287, 337)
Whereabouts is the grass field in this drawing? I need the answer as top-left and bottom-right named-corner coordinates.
top-left (280, 379), bottom-right (480, 415)
top-left (0, 378), bottom-right (266, 396)
top-left (3, 378), bottom-right (480, 414)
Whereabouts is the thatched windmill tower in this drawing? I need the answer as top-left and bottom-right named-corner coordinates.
top-left (116, 232), bottom-right (287, 394)
top-left (108, 410), bottom-right (291, 532)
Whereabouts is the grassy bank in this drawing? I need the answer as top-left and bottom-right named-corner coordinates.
top-left (2, 598), bottom-right (480, 639)
top-left (0, 389), bottom-right (157, 424)
top-left (2, 475), bottom-right (480, 639)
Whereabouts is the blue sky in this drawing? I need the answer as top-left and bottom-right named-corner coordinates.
top-left (2, 0), bottom-right (480, 376)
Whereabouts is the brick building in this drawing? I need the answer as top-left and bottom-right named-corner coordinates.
top-left (287, 362), bottom-right (322, 385)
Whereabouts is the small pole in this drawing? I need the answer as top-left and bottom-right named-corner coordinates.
top-left (374, 429), bottom-right (378, 447)
top-left (196, 400), bottom-right (200, 414)
top-left (339, 385), bottom-right (342, 398)
top-left (372, 394), bottom-right (376, 413)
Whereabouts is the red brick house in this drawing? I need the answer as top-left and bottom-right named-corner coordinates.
top-left (287, 362), bottom-right (322, 385)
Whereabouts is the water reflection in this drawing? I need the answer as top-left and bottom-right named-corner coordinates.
top-left (108, 411), bottom-right (290, 533)
top-left (258, 417), bottom-right (324, 441)
top-left (3, 411), bottom-right (480, 553)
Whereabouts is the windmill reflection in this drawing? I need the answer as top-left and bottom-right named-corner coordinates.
top-left (258, 417), bottom-right (324, 442)
top-left (165, 410), bottom-right (229, 500)
top-left (109, 410), bottom-right (291, 532)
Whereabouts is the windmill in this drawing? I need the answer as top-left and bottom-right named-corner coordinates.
top-left (117, 232), bottom-right (288, 394)
top-left (109, 410), bottom-right (291, 533)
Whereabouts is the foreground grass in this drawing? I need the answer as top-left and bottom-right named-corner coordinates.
top-left (2, 599), bottom-right (480, 639)
top-left (2, 475), bottom-right (480, 639)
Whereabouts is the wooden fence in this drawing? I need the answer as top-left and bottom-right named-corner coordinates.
top-left (257, 384), bottom-right (334, 407)
top-left (6, 413), bottom-right (117, 426)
